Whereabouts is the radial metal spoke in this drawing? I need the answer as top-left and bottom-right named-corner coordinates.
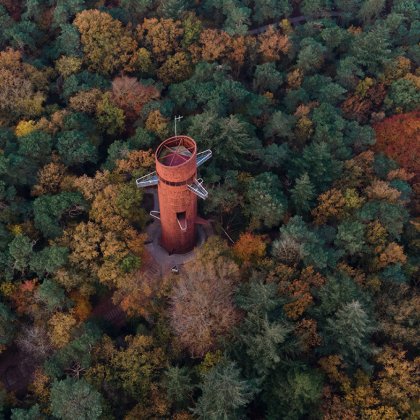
top-left (169, 138), bottom-right (182, 166)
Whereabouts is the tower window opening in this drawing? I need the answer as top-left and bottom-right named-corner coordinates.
top-left (177, 211), bottom-right (187, 231)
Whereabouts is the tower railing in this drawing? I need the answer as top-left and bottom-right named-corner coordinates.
top-left (187, 178), bottom-right (208, 200)
top-left (136, 150), bottom-right (212, 189)
top-left (136, 171), bottom-right (158, 188)
top-left (177, 214), bottom-right (187, 231)
top-left (196, 150), bottom-right (212, 167)
top-left (150, 210), bottom-right (160, 220)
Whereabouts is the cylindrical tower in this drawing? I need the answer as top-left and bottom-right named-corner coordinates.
top-left (155, 136), bottom-right (198, 254)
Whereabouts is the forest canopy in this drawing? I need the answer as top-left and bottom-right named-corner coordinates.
top-left (0, 0), bottom-right (419, 419)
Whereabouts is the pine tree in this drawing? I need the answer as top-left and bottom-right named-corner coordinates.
top-left (11, 403), bottom-right (42, 420)
top-left (291, 173), bottom-right (316, 214)
top-left (235, 280), bottom-right (296, 377)
top-left (323, 300), bottom-right (375, 366)
top-left (8, 234), bottom-right (33, 272)
top-left (335, 220), bottom-right (366, 255)
top-left (163, 366), bottom-right (194, 406)
top-left (263, 368), bottom-right (324, 419)
top-left (50, 377), bottom-right (104, 420)
top-left (192, 361), bottom-right (255, 419)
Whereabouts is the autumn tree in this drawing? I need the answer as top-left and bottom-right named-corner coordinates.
top-left (375, 346), bottom-right (420, 417)
top-left (95, 92), bottom-right (125, 135)
top-left (170, 256), bottom-right (240, 357)
top-left (312, 188), bottom-right (358, 225)
top-left (64, 221), bottom-right (102, 273)
top-left (319, 348), bottom-right (419, 418)
top-left (257, 25), bottom-right (290, 62)
top-left (15, 119), bottom-right (37, 137)
top-left (233, 232), bottom-right (266, 264)
top-left (145, 109), bottom-right (169, 139)
top-left (69, 291), bottom-right (91, 322)
top-left (278, 266), bottom-right (325, 320)
top-left (0, 1), bottom-right (418, 417)
top-left (73, 10), bottom-right (138, 75)
top-left (198, 29), bottom-right (232, 62)
top-left (137, 18), bottom-right (183, 63)
top-left (374, 110), bottom-right (420, 179)
top-left (0, 49), bottom-right (47, 122)
top-left (86, 335), bottom-right (166, 402)
top-left (32, 161), bottom-right (67, 197)
top-left (69, 89), bottom-right (103, 114)
top-left (55, 55), bottom-right (82, 78)
top-left (341, 79), bottom-right (386, 123)
top-left (157, 52), bottom-right (192, 85)
top-left (48, 312), bottom-right (77, 348)
top-left (376, 286), bottom-right (419, 348)
top-left (111, 76), bottom-right (159, 121)
top-left (65, 172), bottom-right (146, 294)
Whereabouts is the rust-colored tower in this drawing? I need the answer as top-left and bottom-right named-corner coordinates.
top-left (156, 136), bottom-right (197, 253)
top-left (136, 135), bottom-right (212, 254)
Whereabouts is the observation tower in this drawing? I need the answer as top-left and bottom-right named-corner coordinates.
top-left (136, 125), bottom-right (212, 254)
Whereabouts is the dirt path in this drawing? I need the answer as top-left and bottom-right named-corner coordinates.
top-left (247, 12), bottom-right (343, 34)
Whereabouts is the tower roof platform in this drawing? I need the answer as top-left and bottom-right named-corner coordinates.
top-left (156, 136), bottom-right (196, 167)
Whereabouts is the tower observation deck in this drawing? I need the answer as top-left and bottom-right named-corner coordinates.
top-left (136, 135), bottom-right (212, 254)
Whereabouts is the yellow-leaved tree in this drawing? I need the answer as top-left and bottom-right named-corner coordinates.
top-left (73, 10), bottom-right (139, 75)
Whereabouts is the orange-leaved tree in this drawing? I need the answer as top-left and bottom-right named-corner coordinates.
top-left (374, 110), bottom-right (420, 180)
top-left (111, 76), bottom-right (159, 121)
top-left (233, 232), bottom-right (266, 264)
top-left (257, 25), bottom-right (290, 63)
